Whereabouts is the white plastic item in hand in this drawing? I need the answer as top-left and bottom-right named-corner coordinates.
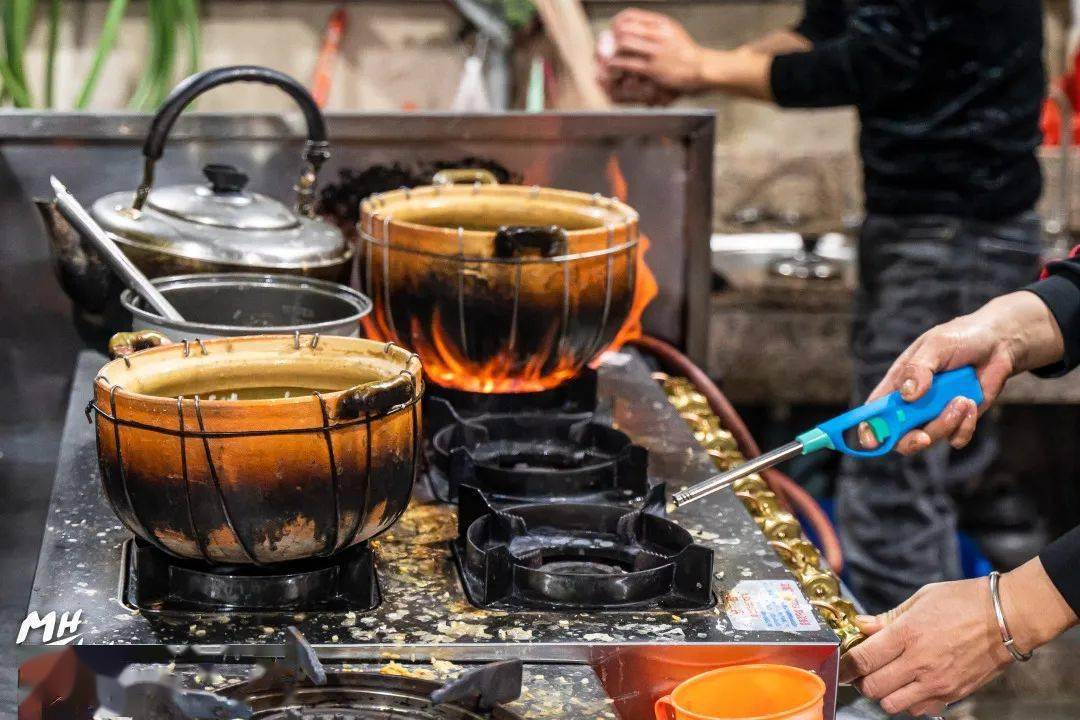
top-left (596, 29), bottom-right (615, 60)
top-left (451, 56), bottom-right (492, 112)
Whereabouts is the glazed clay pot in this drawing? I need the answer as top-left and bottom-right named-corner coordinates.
top-left (91, 333), bottom-right (423, 565)
top-left (359, 170), bottom-right (640, 393)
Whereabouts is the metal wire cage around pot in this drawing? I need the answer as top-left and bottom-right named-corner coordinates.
top-left (88, 333), bottom-right (423, 565)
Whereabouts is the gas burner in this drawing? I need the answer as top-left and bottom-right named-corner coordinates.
top-left (223, 663), bottom-right (525, 720)
top-left (428, 401), bottom-right (649, 504)
top-left (423, 369), bottom-right (599, 436)
top-left (122, 539), bottom-right (380, 614)
top-left (454, 485), bottom-right (714, 611)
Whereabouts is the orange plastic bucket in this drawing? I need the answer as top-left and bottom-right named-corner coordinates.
top-left (654, 664), bottom-right (825, 720)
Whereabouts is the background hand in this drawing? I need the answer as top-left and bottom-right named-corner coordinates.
top-left (596, 37), bottom-right (680, 106)
top-left (598, 9), bottom-right (707, 96)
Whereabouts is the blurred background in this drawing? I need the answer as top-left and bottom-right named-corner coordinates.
top-left (5, 1), bottom-right (1080, 717)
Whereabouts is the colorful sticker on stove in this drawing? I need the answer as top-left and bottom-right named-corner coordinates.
top-left (724, 579), bottom-right (820, 632)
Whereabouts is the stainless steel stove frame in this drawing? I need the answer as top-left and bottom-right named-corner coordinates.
top-left (23, 350), bottom-right (839, 719)
top-left (1, 111), bottom-right (713, 364)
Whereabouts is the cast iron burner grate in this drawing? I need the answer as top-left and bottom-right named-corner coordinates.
top-left (454, 485), bottom-right (715, 611)
top-left (428, 398), bottom-right (649, 504)
top-left (121, 539), bottom-right (380, 614)
top-left (224, 667), bottom-right (525, 720)
top-left (423, 368), bottom-right (599, 438)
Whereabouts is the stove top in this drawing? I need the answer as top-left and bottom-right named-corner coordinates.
top-left (223, 656), bottom-right (525, 720)
top-left (230, 673), bottom-right (516, 720)
top-left (26, 349), bottom-right (840, 719)
top-left (99, 661), bottom-right (617, 720)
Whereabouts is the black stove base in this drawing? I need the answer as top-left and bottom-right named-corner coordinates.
top-left (122, 539), bottom-right (381, 614)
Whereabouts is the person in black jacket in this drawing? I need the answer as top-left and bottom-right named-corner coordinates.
top-left (834, 257), bottom-right (1080, 716)
top-left (597, 2), bottom-right (1048, 611)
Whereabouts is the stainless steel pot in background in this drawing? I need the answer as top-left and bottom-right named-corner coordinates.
top-left (121, 273), bottom-right (371, 339)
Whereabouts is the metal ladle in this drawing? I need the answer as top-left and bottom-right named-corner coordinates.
top-left (50, 176), bottom-right (184, 322)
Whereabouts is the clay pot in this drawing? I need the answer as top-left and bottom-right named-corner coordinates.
top-left (91, 332), bottom-right (423, 565)
top-left (359, 170), bottom-right (639, 393)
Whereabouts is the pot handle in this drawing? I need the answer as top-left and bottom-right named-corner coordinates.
top-left (132, 65), bottom-right (329, 218)
top-left (108, 330), bottom-right (171, 358)
top-left (654, 695), bottom-right (677, 720)
top-left (432, 168), bottom-right (498, 186)
top-left (493, 225), bottom-right (568, 258)
top-left (335, 373), bottom-right (416, 420)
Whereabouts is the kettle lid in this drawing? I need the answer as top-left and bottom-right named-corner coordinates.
top-left (90, 163), bottom-right (347, 269)
top-left (146, 164), bottom-right (299, 231)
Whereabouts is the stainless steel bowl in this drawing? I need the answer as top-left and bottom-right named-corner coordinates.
top-left (120, 273), bottom-right (372, 339)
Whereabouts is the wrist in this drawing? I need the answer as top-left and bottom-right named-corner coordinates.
top-left (698, 47), bottom-right (773, 101)
top-left (984, 292), bottom-right (1064, 373)
top-left (696, 48), bottom-right (729, 91)
top-left (999, 558), bottom-right (1078, 653)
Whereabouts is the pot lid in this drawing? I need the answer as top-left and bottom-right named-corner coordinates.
top-left (90, 164), bottom-right (348, 269)
top-left (147, 164), bottom-right (298, 231)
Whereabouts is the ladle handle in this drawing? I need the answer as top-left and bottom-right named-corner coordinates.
top-left (50, 176), bottom-right (185, 323)
top-left (134, 65), bottom-right (329, 217)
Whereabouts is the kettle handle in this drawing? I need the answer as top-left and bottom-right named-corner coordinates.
top-left (133, 65), bottom-right (329, 218)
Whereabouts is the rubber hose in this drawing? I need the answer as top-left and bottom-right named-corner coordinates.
top-left (628, 335), bottom-right (844, 573)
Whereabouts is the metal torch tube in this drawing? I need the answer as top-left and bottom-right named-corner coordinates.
top-left (671, 440), bottom-right (804, 508)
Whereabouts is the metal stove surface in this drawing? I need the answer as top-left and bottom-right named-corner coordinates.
top-left (99, 661), bottom-right (617, 720)
top-left (27, 349), bottom-right (839, 718)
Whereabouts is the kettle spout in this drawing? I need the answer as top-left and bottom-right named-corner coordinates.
top-left (35, 196), bottom-right (118, 313)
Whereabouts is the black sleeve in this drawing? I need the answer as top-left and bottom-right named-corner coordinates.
top-left (1040, 525), bottom-right (1080, 616)
top-left (1025, 255), bottom-right (1080, 377)
top-left (794, 0), bottom-right (847, 45)
top-left (770, 1), bottom-right (933, 109)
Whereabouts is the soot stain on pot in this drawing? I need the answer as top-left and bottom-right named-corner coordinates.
top-left (252, 513), bottom-right (320, 557)
top-left (377, 264), bottom-right (624, 381)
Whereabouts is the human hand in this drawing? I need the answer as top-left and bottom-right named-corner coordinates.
top-left (861, 291), bottom-right (1064, 455)
top-left (839, 559), bottom-right (1077, 716)
top-left (596, 34), bottom-right (680, 106)
top-left (838, 578), bottom-right (1010, 716)
top-left (598, 9), bottom-right (707, 96)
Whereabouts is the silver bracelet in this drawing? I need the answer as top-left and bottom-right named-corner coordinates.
top-left (989, 570), bottom-right (1033, 662)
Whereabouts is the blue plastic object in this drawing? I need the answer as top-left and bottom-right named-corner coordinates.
top-left (795, 366), bottom-right (984, 458)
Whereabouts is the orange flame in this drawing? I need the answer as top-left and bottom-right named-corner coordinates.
top-left (414, 309), bottom-right (582, 393)
top-left (595, 156), bottom-right (658, 358)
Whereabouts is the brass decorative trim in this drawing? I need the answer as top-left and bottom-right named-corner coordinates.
top-left (656, 373), bottom-right (865, 653)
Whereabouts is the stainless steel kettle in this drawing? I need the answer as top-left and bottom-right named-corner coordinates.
top-left (39, 66), bottom-right (352, 319)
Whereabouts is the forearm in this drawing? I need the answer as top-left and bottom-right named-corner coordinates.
top-left (1000, 556), bottom-right (1079, 653)
top-left (742, 29), bottom-right (812, 56)
top-left (697, 46), bottom-right (775, 101)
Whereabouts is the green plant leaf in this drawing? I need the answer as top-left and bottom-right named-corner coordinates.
top-left (76, 0), bottom-right (129, 109)
top-left (179, 0), bottom-right (199, 76)
top-left (44, 0), bottom-right (59, 107)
